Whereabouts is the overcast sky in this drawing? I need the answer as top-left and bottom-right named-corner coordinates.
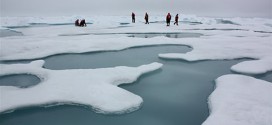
top-left (1, 0), bottom-right (271, 18)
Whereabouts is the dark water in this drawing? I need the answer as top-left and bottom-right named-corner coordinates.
top-left (0, 45), bottom-right (264, 125)
top-left (0, 74), bottom-right (40, 88)
top-left (150, 21), bottom-right (203, 25)
top-left (6, 23), bottom-right (93, 29)
top-left (59, 32), bottom-right (203, 38)
top-left (254, 72), bottom-right (272, 82)
top-left (120, 23), bottom-right (130, 25)
top-left (185, 28), bottom-right (248, 31)
top-left (180, 21), bottom-right (203, 25)
top-left (127, 33), bottom-right (203, 38)
top-left (0, 29), bottom-right (23, 37)
top-left (254, 31), bottom-right (272, 34)
top-left (216, 19), bottom-right (240, 25)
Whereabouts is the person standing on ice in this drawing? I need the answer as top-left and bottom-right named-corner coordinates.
top-left (166, 13), bottom-right (171, 26)
top-left (174, 14), bottom-right (179, 26)
top-left (132, 12), bottom-right (136, 23)
top-left (145, 13), bottom-right (149, 24)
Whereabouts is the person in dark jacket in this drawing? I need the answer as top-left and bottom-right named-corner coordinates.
top-left (132, 12), bottom-right (135, 23)
top-left (174, 14), bottom-right (179, 26)
top-left (75, 19), bottom-right (80, 26)
top-left (79, 19), bottom-right (87, 27)
top-left (166, 13), bottom-right (171, 26)
top-left (145, 13), bottom-right (149, 24)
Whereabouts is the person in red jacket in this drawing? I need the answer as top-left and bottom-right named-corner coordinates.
top-left (132, 12), bottom-right (135, 23)
top-left (166, 13), bottom-right (171, 26)
top-left (174, 14), bottom-right (179, 26)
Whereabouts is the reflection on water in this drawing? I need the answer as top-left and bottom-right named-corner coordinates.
top-left (0, 45), bottom-right (261, 125)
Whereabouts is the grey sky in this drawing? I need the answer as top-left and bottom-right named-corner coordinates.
top-left (1, 0), bottom-right (271, 18)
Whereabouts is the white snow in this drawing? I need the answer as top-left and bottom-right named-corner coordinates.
top-left (202, 74), bottom-right (272, 125)
top-left (0, 60), bottom-right (163, 114)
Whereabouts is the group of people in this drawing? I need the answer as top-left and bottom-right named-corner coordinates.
top-left (132, 12), bottom-right (179, 26)
top-left (75, 13), bottom-right (179, 27)
top-left (75, 19), bottom-right (87, 27)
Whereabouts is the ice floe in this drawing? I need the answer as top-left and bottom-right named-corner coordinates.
top-left (203, 74), bottom-right (272, 125)
top-left (159, 36), bottom-right (272, 75)
top-left (0, 60), bottom-right (163, 114)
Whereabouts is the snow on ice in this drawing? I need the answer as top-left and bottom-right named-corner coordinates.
top-left (0, 60), bottom-right (163, 114)
top-left (1, 34), bottom-right (271, 75)
top-left (203, 74), bottom-right (272, 125)
top-left (159, 36), bottom-right (272, 75)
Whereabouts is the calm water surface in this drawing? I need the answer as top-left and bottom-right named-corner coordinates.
top-left (1, 45), bottom-right (265, 125)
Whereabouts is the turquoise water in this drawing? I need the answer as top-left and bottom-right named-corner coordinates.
top-left (0, 45), bottom-right (266, 125)
top-left (43, 45), bottom-right (191, 69)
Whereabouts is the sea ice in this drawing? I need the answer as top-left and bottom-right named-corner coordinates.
top-left (1, 16), bottom-right (271, 75)
top-left (0, 60), bottom-right (163, 114)
top-left (202, 74), bottom-right (272, 125)
top-left (159, 36), bottom-right (272, 75)
top-left (1, 15), bottom-right (272, 124)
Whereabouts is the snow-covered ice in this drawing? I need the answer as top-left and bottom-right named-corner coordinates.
top-left (0, 60), bottom-right (163, 114)
top-left (1, 16), bottom-right (271, 75)
top-left (159, 36), bottom-right (272, 75)
top-left (1, 34), bottom-right (271, 75)
top-left (203, 74), bottom-right (272, 125)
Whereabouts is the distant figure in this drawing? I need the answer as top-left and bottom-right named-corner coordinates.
top-left (166, 13), bottom-right (171, 26)
top-left (174, 14), bottom-right (179, 26)
top-left (79, 19), bottom-right (87, 27)
top-left (145, 13), bottom-right (149, 24)
top-left (75, 19), bottom-right (80, 26)
top-left (132, 12), bottom-right (135, 23)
